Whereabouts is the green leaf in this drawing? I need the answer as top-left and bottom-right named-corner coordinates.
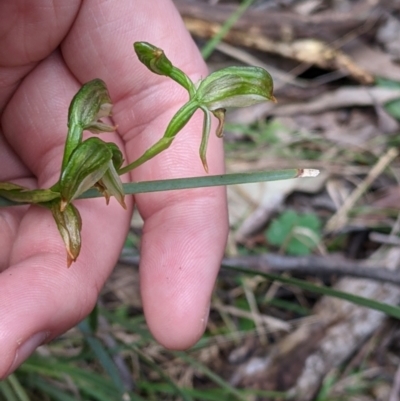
top-left (6, 374), bottom-right (30, 401)
top-left (78, 319), bottom-right (126, 394)
top-left (20, 357), bottom-right (121, 401)
top-left (298, 212), bottom-right (321, 230)
top-left (87, 304), bottom-right (99, 333)
top-left (224, 264), bottom-right (400, 320)
top-left (286, 233), bottom-right (317, 256)
top-left (267, 209), bottom-right (297, 245)
top-left (266, 210), bottom-right (322, 256)
top-left (384, 99), bottom-right (400, 120)
top-left (375, 76), bottom-right (400, 120)
top-left (0, 183), bottom-right (60, 204)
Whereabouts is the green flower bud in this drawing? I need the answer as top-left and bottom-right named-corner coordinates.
top-left (134, 42), bottom-right (196, 96)
top-left (196, 66), bottom-right (276, 110)
top-left (134, 42), bottom-right (173, 76)
top-left (62, 79), bottom-right (116, 172)
top-left (68, 78), bottom-right (115, 133)
top-left (60, 138), bottom-right (125, 210)
top-left (50, 201), bottom-right (82, 267)
top-left (59, 138), bottom-right (114, 210)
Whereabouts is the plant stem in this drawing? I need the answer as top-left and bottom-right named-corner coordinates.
top-left (0, 168), bottom-right (319, 207)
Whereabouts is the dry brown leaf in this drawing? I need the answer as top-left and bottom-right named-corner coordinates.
top-left (347, 40), bottom-right (400, 81)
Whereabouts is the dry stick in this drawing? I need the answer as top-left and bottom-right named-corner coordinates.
top-left (370, 232), bottom-right (400, 247)
top-left (390, 360), bottom-right (400, 401)
top-left (221, 254), bottom-right (400, 285)
top-left (242, 278), bottom-right (268, 344)
top-left (212, 302), bottom-right (290, 332)
top-left (325, 147), bottom-right (399, 233)
top-left (119, 253), bottom-right (400, 287)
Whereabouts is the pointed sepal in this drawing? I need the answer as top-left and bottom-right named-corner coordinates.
top-left (50, 200), bottom-right (82, 267)
top-left (59, 137), bottom-right (113, 210)
top-left (211, 108), bottom-right (226, 138)
top-left (0, 182), bottom-right (60, 204)
top-left (95, 143), bottom-right (126, 208)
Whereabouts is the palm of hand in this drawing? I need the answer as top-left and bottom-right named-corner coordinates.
top-left (0, 0), bottom-right (228, 378)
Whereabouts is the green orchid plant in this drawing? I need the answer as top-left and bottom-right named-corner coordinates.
top-left (0, 41), bottom-right (278, 266)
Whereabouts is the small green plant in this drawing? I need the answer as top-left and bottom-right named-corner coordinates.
top-left (266, 210), bottom-right (322, 255)
top-left (0, 42), bottom-right (318, 266)
top-left (375, 76), bottom-right (400, 120)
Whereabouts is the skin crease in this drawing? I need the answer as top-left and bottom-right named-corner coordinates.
top-left (0, 0), bottom-right (228, 378)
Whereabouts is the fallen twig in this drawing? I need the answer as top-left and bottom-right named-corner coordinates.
top-left (119, 252), bottom-right (400, 287)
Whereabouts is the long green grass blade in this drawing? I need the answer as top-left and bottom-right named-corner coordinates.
top-left (131, 346), bottom-right (194, 401)
top-left (223, 264), bottom-right (400, 319)
top-left (136, 382), bottom-right (287, 401)
top-left (19, 359), bottom-right (119, 399)
top-left (6, 375), bottom-right (29, 401)
top-left (0, 169), bottom-right (318, 207)
top-left (100, 308), bottom-right (151, 341)
top-left (78, 319), bottom-right (126, 393)
top-left (0, 380), bottom-right (18, 401)
top-left (83, 169), bottom-right (315, 198)
top-left (176, 352), bottom-right (247, 401)
top-left (201, 0), bottom-right (256, 60)
top-left (33, 378), bottom-right (80, 401)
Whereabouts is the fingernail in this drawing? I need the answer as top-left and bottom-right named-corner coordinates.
top-left (5, 332), bottom-right (49, 377)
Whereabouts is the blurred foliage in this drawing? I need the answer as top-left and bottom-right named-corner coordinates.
top-left (266, 210), bottom-right (322, 255)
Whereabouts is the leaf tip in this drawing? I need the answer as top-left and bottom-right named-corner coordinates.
top-left (60, 199), bottom-right (68, 212)
top-left (298, 168), bottom-right (320, 178)
top-left (201, 156), bottom-right (209, 174)
top-left (67, 253), bottom-right (75, 268)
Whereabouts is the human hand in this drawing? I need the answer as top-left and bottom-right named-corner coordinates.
top-left (0, 0), bottom-right (228, 378)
